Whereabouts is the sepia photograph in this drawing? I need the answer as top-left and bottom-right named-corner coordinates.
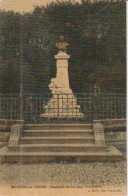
top-left (0, 0), bottom-right (126, 195)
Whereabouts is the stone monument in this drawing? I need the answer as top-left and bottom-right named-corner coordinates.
top-left (41, 36), bottom-right (84, 118)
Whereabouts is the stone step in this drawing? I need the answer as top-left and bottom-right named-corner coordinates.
top-left (0, 146), bottom-right (123, 163)
top-left (8, 144), bottom-right (107, 152)
top-left (25, 124), bottom-right (93, 130)
top-left (21, 136), bottom-right (95, 144)
top-left (23, 129), bottom-right (93, 137)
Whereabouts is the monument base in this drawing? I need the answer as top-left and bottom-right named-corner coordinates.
top-left (41, 94), bottom-right (84, 119)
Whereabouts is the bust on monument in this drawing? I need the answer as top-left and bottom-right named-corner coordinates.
top-left (56, 35), bottom-right (69, 52)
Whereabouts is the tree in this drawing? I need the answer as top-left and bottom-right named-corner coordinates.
top-left (0, 0), bottom-right (126, 94)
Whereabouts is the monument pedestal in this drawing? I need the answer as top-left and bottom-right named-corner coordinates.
top-left (41, 51), bottom-right (84, 118)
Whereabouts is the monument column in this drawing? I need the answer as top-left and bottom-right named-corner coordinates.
top-left (51, 51), bottom-right (72, 94)
top-left (55, 52), bottom-right (70, 89)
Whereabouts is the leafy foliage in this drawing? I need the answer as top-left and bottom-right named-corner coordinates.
top-left (0, 0), bottom-right (126, 93)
